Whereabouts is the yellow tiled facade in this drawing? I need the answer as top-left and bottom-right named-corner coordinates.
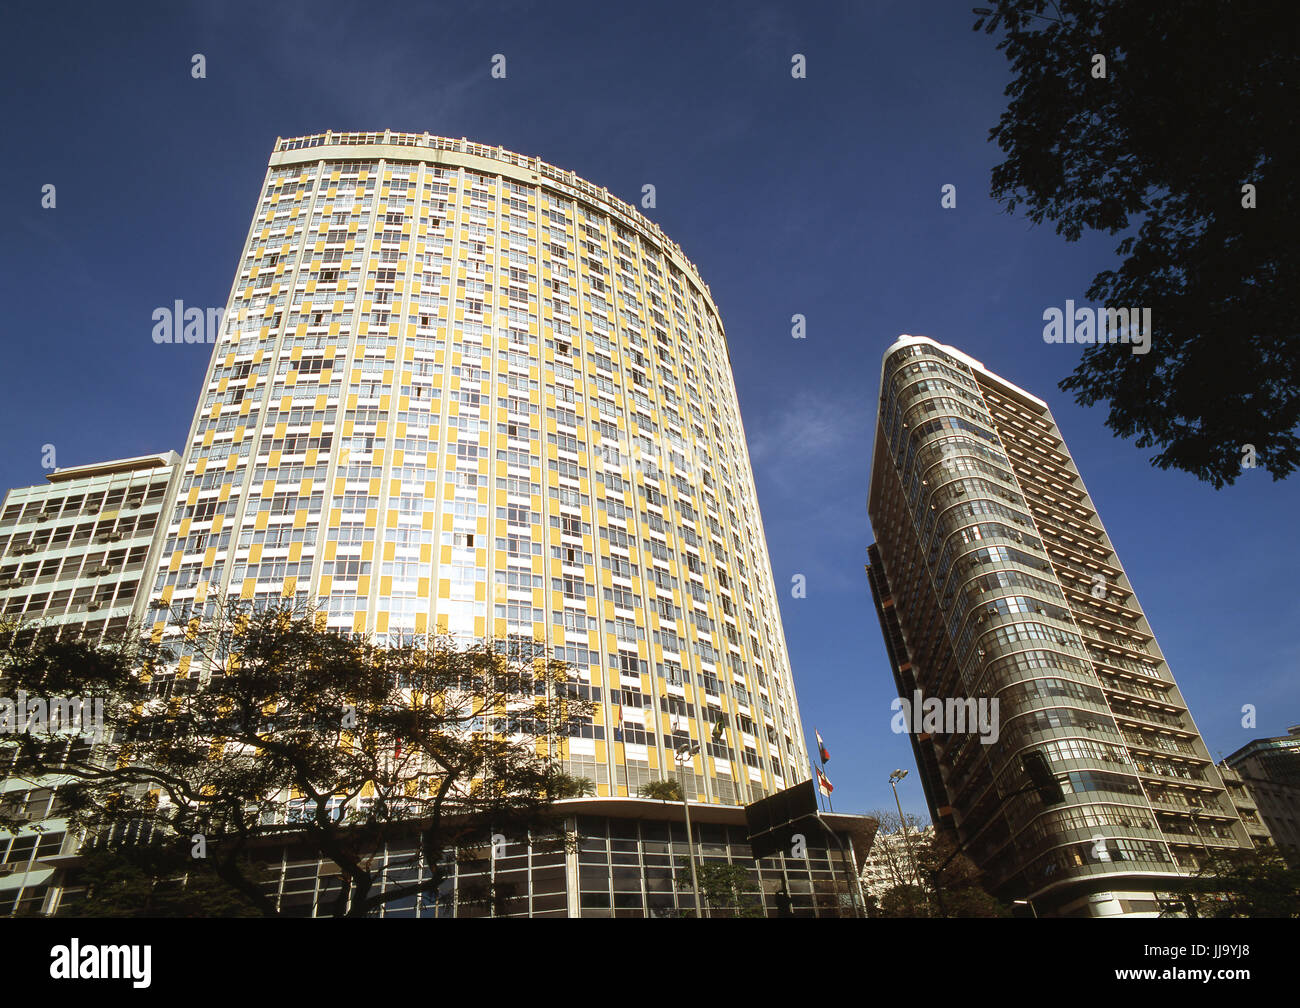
top-left (149, 132), bottom-right (807, 806)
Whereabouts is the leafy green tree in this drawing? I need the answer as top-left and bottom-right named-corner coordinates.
top-left (976, 0), bottom-right (1299, 487)
top-left (0, 600), bottom-right (592, 917)
top-left (863, 823), bottom-right (1007, 918)
top-left (55, 845), bottom-right (266, 918)
top-left (637, 779), bottom-right (682, 802)
top-left (874, 882), bottom-right (929, 918)
top-left (921, 833), bottom-right (1010, 918)
top-left (675, 861), bottom-right (764, 917)
top-left (1162, 849), bottom-right (1300, 917)
top-left (549, 772), bottom-right (596, 798)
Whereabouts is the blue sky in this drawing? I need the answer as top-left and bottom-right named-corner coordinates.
top-left (1, 0), bottom-right (1295, 822)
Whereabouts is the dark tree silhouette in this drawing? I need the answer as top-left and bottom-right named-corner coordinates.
top-left (1160, 849), bottom-right (1300, 918)
top-left (0, 601), bottom-right (592, 917)
top-left (977, 0), bottom-right (1299, 487)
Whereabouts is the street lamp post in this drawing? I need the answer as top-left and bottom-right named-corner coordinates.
top-left (888, 769), bottom-right (926, 912)
top-left (675, 741), bottom-right (704, 918)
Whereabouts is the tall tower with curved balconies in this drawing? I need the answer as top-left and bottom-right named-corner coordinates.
top-left (147, 131), bottom-right (807, 810)
top-left (866, 335), bottom-right (1249, 917)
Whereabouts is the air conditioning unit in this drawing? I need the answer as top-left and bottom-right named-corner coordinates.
top-left (86, 601), bottom-right (103, 611)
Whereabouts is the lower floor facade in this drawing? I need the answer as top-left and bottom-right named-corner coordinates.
top-left (47, 798), bottom-right (876, 918)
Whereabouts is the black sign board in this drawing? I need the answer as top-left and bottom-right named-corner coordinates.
top-left (744, 779), bottom-right (827, 861)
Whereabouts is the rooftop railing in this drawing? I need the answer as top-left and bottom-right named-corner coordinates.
top-left (273, 132), bottom-right (711, 297)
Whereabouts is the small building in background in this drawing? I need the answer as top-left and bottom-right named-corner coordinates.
top-left (0, 452), bottom-right (181, 916)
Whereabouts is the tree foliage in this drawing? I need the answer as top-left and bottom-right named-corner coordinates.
top-left (977, 0), bottom-right (1299, 487)
top-left (675, 861), bottom-right (764, 917)
top-left (55, 846), bottom-right (266, 918)
top-left (0, 601), bottom-right (592, 917)
top-left (920, 833), bottom-right (1010, 918)
top-left (549, 772), bottom-right (597, 799)
top-left (1161, 849), bottom-right (1300, 917)
top-left (862, 814), bottom-right (1008, 917)
top-left (637, 778), bottom-right (682, 802)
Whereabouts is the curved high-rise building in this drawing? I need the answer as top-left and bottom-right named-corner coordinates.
top-left (867, 335), bottom-right (1249, 917)
top-left (148, 131), bottom-right (807, 808)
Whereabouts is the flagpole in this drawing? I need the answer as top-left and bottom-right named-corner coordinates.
top-left (815, 728), bottom-right (834, 813)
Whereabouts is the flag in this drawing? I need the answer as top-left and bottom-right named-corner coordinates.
top-left (711, 717), bottom-right (726, 742)
top-left (815, 728), bottom-right (830, 764)
top-left (614, 705), bottom-right (623, 742)
top-left (816, 766), bottom-right (833, 796)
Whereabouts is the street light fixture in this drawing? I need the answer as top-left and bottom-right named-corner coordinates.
top-left (888, 769), bottom-right (926, 909)
top-left (675, 741), bottom-right (704, 918)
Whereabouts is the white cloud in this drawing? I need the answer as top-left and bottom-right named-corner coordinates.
top-left (747, 391), bottom-right (868, 472)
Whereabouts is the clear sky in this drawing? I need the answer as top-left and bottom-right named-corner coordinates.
top-left (1, 0), bottom-right (1295, 823)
